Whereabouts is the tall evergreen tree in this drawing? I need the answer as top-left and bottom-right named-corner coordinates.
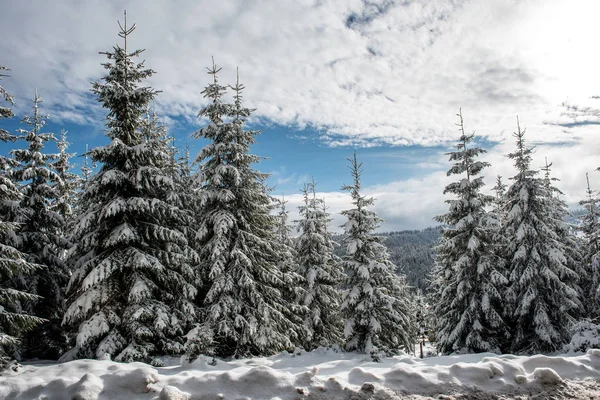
top-left (295, 179), bottom-right (343, 350)
top-left (63, 14), bottom-right (199, 363)
top-left (491, 175), bottom-right (507, 218)
top-left (9, 90), bottom-right (69, 359)
top-left (174, 138), bottom-right (196, 228)
top-left (500, 118), bottom-right (580, 353)
top-left (80, 144), bottom-right (96, 190)
top-left (432, 110), bottom-right (507, 354)
top-left (340, 152), bottom-right (414, 358)
top-left (191, 63), bottom-right (301, 357)
top-left (53, 129), bottom-right (82, 223)
top-left (540, 158), bottom-right (583, 315)
top-left (489, 175), bottom-right (509, 255)
top-left (273, 196), bottom-right (306, 325)
top-left (0, 66), bottom-right (46, 366)
top-left (579, 173), bottom-right (600, 317)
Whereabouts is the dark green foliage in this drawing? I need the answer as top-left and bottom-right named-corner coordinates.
top-left (500, 119), bottom-right (581, 354)
top-left (63, 16), bottom-right (199, 362)
top-left (340, 152), bottom-right (414, 358)
top-left (190, 63), bottom-right (302, 358)
top-left (295, 180), bottom-right (343, 350)
top-left (579, 173), bottom-right (600, 318)
top-left (335, 228), bottom-right (440, 292)
top-left (432, 110), bottom-right (507, 354)
top-left (8, 91), bottom-right (69, 359)
top-left (0, 67), bottom-right (46, 366)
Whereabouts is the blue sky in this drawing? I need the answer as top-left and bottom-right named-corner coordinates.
top-left (2, 0), bottom-right (600, 232)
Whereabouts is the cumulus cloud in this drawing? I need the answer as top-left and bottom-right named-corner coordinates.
top-left (2, 0), bottom-right (599, 147)
top-left (3, 0), bottom-right (599, 231)
top-left (280, 119), bottom-right (600, 233)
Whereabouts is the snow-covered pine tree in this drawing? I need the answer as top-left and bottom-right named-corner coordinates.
top-left (62, 14), bottom-right (200, 363)
top-left (174, 138), bottom-right (196, 221)
top-left (272, 196), bottom-right (306, 347)
top-left (488, 175), bottom-right (509, 259)
top-left (0, 66), bottom-right (46, 367)
top-left (295, 179), bottom-right (343, 350)
top-left (53, 129), bottom-right (83, 223)
top-left (0, 66), bottom-right (15, 120)
top-left (178, 138), bottom-right (193, 184)
top-left (491, 175), bottom-right (507, 218)
top-left (138, 104), bottom-right (187, 216)
top-left (579, 173), bottom-right (600, 318)
top-left (501, 118), bottom-right (580, 354)
top-left (414, 289), bottom-right (434, 346)
top-left (540, 158), bottom-right (583, 317)
top-left (274, 197), bottom-right (300, 277)
top-left (9, 90), bottom-right (69, 359)
top-left (191, 64), bottom-right (301, 358)
top-left (432, 110), bottom-right (507, 354)
top-left (340, 152), bottom-right (414, 358)
top-left (80, 144), bottom-right (96, 190)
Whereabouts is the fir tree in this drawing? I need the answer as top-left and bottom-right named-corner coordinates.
top-left (175, 138), bottom-right (196, 223)
top-left (80, 144), bottom-right (96, 190)
top-left (272, 196), bottom-right (307, 347)
top-left (580, 173), bottom-right (600, 318)
top-left (274, 197), bottom-right (293, 249)
top-left (414, 289), bottom-right (434, 348)
top-left (190, 63), bottom-right (301, 358)
top-left (53, 129), bottom-right (83, 222)
top-left (9, 90), bottom-right (69, 359)
top-left (432, 110), bottom-right (507, 354)
top-left (295, 179), bottom-right (343, 350)
top-left (0, 66), bottom-right (15, 121)
top-left (491, 175), bottom-right (507, 218)
top-left (540, 158), bottom-right (583, 316)
top-left (340, 152), bottom-right (414, 358)
top-left (489, 175), bottom-right (509, 257)
top-left (0, 66), bottom-right (46, 367)
top-left (501, 118), bottom-right (580, 353)
top-left (63, 14), bottom-right (199, 363)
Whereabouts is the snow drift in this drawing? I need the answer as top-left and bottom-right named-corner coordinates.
top-left (1, 348), bottom-right (600, 399)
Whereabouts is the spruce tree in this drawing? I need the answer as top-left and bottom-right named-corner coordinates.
top-left (489, 175), bottom-right (509, 257)
top-left (541, 158), bottom-right (583, 316)
top-left (191, 64), bottom-right (301, 358)
top-left (580, 173), bottom-right (600, 318)
top-left (432, 110), bottom-right (507, 354)
top-left (491, 175), bottom-right (507, 218)
top-left (0, 66), bottom-right (15, 120)
top-left (174, 139), bottom-right (196, 227)
top-left (0, 66), bottom-right (46, 367)
top-left (53, 129), bottom-right (82, 224)
top-left (501, 118), bottom-right (580, 353)
top-left (9, 90), bottom-right (69, 359)
top-left (340, 152), bottom-right (414, 358)
top-left (295, 179), bottom-right (343, 350)
top-left (80, 144), bottom-right (96, 190)
top-left (63, 15), bottom-right (199, 362)
top-left (273, 196), bottom-right (306, 335)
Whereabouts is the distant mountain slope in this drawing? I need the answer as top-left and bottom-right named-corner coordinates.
top-left (334, 226), bottom-right (441, 292)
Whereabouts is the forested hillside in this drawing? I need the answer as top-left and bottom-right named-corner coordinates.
top-left (334, 226), bottom-right (441, 292)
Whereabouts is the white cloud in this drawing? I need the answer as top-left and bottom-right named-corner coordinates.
top-left (283, 122), bottom-right (600, 233)
top-left (2, 0), bottom-right (599, 147)
top-left (3, 0), bottom-right (600, 232)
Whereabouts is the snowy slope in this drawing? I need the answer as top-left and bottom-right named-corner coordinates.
top-left (1, 348), bottom-right (600, 399)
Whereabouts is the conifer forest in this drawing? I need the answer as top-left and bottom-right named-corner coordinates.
top-left (2, 14), bottom-right (600, 374)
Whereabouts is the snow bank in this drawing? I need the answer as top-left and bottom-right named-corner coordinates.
top-left (1, 348), bottom-right (599, 399)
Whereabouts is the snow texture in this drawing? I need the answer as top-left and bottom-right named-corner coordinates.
top-left (2, 348), bottom-right (600, 399)
top-left (340, 152), bottom-right (414, 357)
top-left (432, 110), bottom-right (507, 355)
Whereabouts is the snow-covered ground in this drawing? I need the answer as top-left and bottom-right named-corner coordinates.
top-left (1, 347), bottom-right (600, 399)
